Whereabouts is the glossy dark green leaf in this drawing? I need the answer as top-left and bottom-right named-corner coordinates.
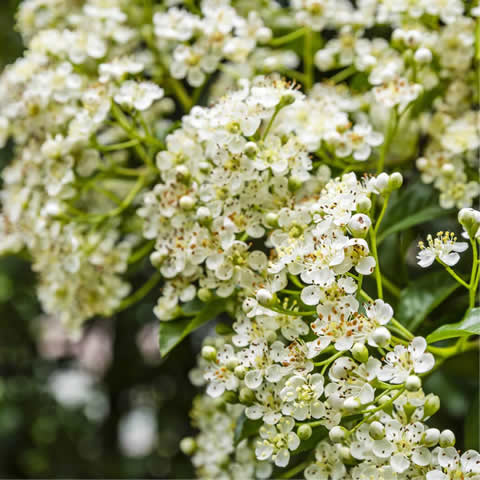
top-left (396, 271), bottom-right (459, 331)
top-left (427, 308), bottom-right (480, 344)
top-left (377, 182), bottom-right (449, 244)
top-left (233, 412), bottom-right (262, 446)
top-left (158, 299), bottom-right (225, 356)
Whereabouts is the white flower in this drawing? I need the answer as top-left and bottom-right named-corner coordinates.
top-left (378, 337), bottom-right (435, 384)
top-left (374, 77), bottom-right (422, 112)
top-left (427, 448), bottom-right (480, 479)
top-left (114, 81), bottom-right (164, 111)
top-left (255, 417), bottom-right (300, 467)
top-left (417, 232), bottom-right (468, 268)
top-left (204, 344), bottom-right (239, 397)
top-left (304, 441), bottom-right (346, 480)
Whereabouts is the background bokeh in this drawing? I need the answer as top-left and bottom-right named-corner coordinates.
top-left (0, 1), bottom-right (478, 478)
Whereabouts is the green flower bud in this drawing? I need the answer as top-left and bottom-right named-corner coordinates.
top-left (356, 197), bottom-right (372, 214)
top-left (369, 421), bottom-right (385, 440)
top-left (352, 343), bottom-right (369, 363)
top-left (265, 212), bottom-right (279, 228)
top-left (458, 208), bottom-right (480, 239)
top-left (297, 424), bottom-right (312, 440)
top-left (256, 289), bottom-right (276, 307)
top-left (179, 195), bottom-right (195, 210)
top-left (201, 345), bottom-right (217, 362)
top-left (223, 391), bottom-right (238, 404)
top-left (288, 176), bottom-right (303, 192)
top-left (278, 93), bottom-right (296, 108)
top-left (329, 426), bottom-right (347, 443)
top-left (239, 387), bottom-right (255, 405)
top-left (234, 365), bottom-right (247, 380)
top-left (439, 429), bottom-right (455, 448)
top-left (405, 375), bottom-right (422, 392)
top-left (423, 394), bottom-right (441, 419)
top-left (198, 288), bottom-right (213, 303)
top-left (422, 428), bottom-right (440, 447)
top-left (180, 437), bottom-right (197, 456)
top-left (175, 165), bottom-right (191, 184)
top-left (388, 172), bottom-right (403, 190)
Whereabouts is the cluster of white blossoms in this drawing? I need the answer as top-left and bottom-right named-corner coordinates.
top-left (0, 0), bottom-right (479, 478)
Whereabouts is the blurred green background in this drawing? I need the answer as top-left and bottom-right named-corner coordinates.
top-left (0, 1), bottom-right (477, 478)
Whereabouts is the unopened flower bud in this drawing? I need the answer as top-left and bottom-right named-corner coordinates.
top-left (369, 421), bottom-right (385, 440)
top-left (403, 402), bottom-right (416, 422)
top-left (180, 437), bottom-right (197, 455)
top-left (198, 287), bottom-right (212, 303)
top-left (414, 47), bottom-right (432, 64)
top-left (329, 426), bottom-right (347, 443)
top-left (244, 141), bottom-right (258, 157)
top-left (223, 391), bottom-right (238, 404)
top-left (257, 27), bottom-right (272, 44)
top-left (356, 197), bottom-right (372, 214)
top-left (265, 212), bottom-right (279, 228)
top-left (405, 375), bottom-right (422, 392)
top-left (234, 365), bottom-right (247, 379)
top-left (372, 327), bottom-right (391, 347)
top-left (288, 176), bottom-right (303, 192)
top-left (458, 208), bottom-right (480, 239)
top-left (196, 206), bottom-right (211, 222)
top-left (423, 394), bottom-right (441, 418)
top-left (388, 172), bottom-right (403, 190)
top-left (352, 343), bottom-right (369, 363)
top-left (375, 172), bottom-right (390, 193)
top-left (297, 424), bottom-right (313, 440)
top-left (239, 386), bottom-right (255, 404)
top-left (339, 446), bottom-right (353, 463)
top-left (175, 164), bottom-right (191, 183)
top-left (344, 397), bottom-right (360, 411)
top-left (179, 195), bottom-right (195, 210)
top-left (423, 428), bottom-right (440, 447)
top-left (439, 429), bottom-right (455, 447)
top-left (441, 163), bottom-right (455, 176)
top-left (348, 214), bottom-right (371, 238)
top-left (199, 161), bottom-right (210, 173)
top-left (150, 251), bottom-right (165, 268)
top-left (265, 330), bottom-right (277, 344)
top-left (256, 288), bottom-right (275, 307)
top-left (278, 92), bottom-right (296, 108)
top-left (226, 357), bottom-right (239, 370)
top-left (201, 345), bottom-right (217, 362)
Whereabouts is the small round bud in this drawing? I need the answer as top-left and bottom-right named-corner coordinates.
top-left (329, 426), bottom-right (346, 443)
top-left (197, 287), bottom-right (212, 303)
top-left (288, 176), bottom-right (303, 192)
top-left (423, 394), bottom-right (441, 418)
top-left (423, 428), bottom-right (440, 447)
top-left (180, 437), bottom-right (197, 455)
top-left (265, 212), bottom-right (279, 228)
top-left (175, 164), bottom-right (191, 183)
top-left (234, 365), bottom-right (247, 379)
top-left (278, 93), bottom-right (296, 108)
top-left (244, 141), bottom-right (258, 156)
top-left (223, 391), bottom-right (238, 404)
top-left (150, 251), bottom-right (164, 268)
top-left (256, 27), bottom-right (272, 44)
top-left (458, 208), bottom-right (480, 239)
top-left (256, 288), bottom-right (275, 307)
top-left (392, 28), bottom-right (405, 43)
top-left (344, 397), bottom-right (360, 411)
top-left (348, 214), bottom-right (371, 238)
top-left (242, 297), bottom-right (257, 314)
top-left (375, 172), bottom-right (390, 193)
top-left (388, 172), bottom-right (403, 190)
top-left (404, 30), bottom-right (422, 48)
top-left (239, 387), bottom-right (255, 404)
top-left (201, 345), bottom-right (217, 362)
top-left (414, 47), bottom-right (432, 63)
top-left (352, 343), bottom-right (369, 363)
top-left (265, 330), bottom-right (277, 344)
top-left (416, 157), bottom-right (427, 169)
top-left (199, 161), bottom-right (211, 173)
top-left (372, 327), bottom-right (391, 348)
top-left (356, 197), bottom-right (372, 214)
top-left (439, 429), bottom-right (455, 448)
top-left (196, 206), bottom-right (211, 222)
top-left (441, 163), bottom-right (455, 176)
top-left (179, 195), bottom-right (195, 210)
top-left (339, 446), bottom-right (353, 463)
top-left (369, 421), bottom-right (385, 440)
top-left (405, 375), bottom-right (422, 392)
top-left (297, 424), bottom-right (313, 440)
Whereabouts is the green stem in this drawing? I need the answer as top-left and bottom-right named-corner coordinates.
top-left (381, 274), bottom-right (401, 298)
top-left (469, 239), bottom-right (479, 308)
top-left (117, 271), bottom-right (162, 312)
top-left (369, 228), bottom-right (383, 299)
top-left (94, 138), bottom-right (140, 152)
top-left (314, 350), bottom-right (345, 367)
top-left (329, 65), bottom-right (356, 85)
top-left (304, 29), bottom-right (313, 91)
top-left (167, 77), bottom-right (192, 112)
top-left (377, 109), bottom-right (398, 174)
top-left (289, 274), bottom-right (304, 289)
top-left (262, 105), bottom-right (282, 140)
top-left (269, 27), bottom-right (308, 47)
top-left (269, 305), bottom-right (316, 317)
top-left (279, 459), bottom-right (310, 479)
top-left (128, 239), bottom-right (155, 264)
top-left (437, 260), bottom-right (470, 289)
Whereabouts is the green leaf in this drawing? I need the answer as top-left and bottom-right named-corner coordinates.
top-left (465, 393), bottom-right (480, 450)
top-left (233, 412), bottom-right (262, 446)
top-left (396, 271), bottom-right (459, 331)
top-left (427, 307), bottom-right (480, 344)
top-left (158, 299), bottom-right (225, 356)
top-left (377, 182), bottom-right (449, 244)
